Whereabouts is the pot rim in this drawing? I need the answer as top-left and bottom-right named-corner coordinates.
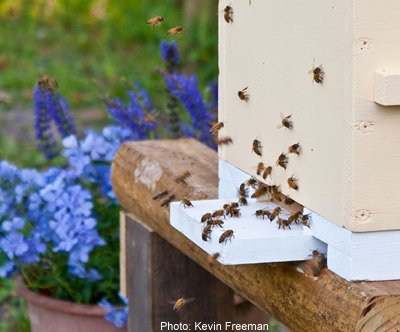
top-left (16, 278), bottom-right (107, 317)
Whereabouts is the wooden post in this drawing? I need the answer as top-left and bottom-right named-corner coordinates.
top-left (125, 213), bottom-right (235, 332)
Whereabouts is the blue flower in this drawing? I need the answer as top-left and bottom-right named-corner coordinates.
top-left (99, 297), bottom-right (128, 329)
top-left (0, 233), bottom-right (29, 259)
top-left (0, 262), bottom-right (15, 278)
top-left (160, 40), bottom-right (179, 71)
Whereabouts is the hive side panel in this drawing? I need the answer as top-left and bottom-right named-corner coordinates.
top-left (351, 0), bottom-right (400, 231)
top-left (218, 0), bottom-right (353, 228)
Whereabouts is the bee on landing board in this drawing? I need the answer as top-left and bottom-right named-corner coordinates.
top-left (207, 219), bottom-right (224, 228)
top-left (309, 60), bottom-right (324, 84)
top-left (219, 230), bottom-right (234, 244)
top-left (180, 197), bottom-right (193, 208)
top-left (277, 218), bottom-right (291, 230)
top-left (239, 183), bottom-right (249, 198)
top-left (276, 153), bottom-right (289, 169)
top-left (288, 143), bottom-right (301, 155)
top-left (269, 207), bottom-right (281, 222)
top-left (201, 213), bottom-right (212, 223)
top-left (262, 166), bottom-right (272, 180)
top-left (209, 121), bottom-right (224, 135)
top-left (175, 171), bottom-right (191, 184)
top-left (252, 139), bottom-right (262, 156)
top-left (212, 209), bottom-right (225, 219)
top-left (202, 224), bottom-right (212, 241)
top-left (288, 176), bottom-right (299, 190)
top-left (278, 113), bottom-right (293, 130)
top-left (224, 5), bottom-right (233, 23)
top-left (167, 26), bottom-right (183, 35)
top-left (246, 177), bottom-right (257, 188)
top-left (171, 297), bottom-right (194, 312)
top-left (215, 136), bottom-right (233, 146)
top-left (207, 253), bottom-right (220, 266)
top-left (152, 190), bottom-right (169, 200)
top-left (239, 196), bottom-right (248, 206)
top-left (255, 209), bottom-right (271, 220)
top-left (288, 211), bottom-right (302, 224)
top-left (238, 87), bottom-right (249, 101)
top-left (300, 214), bottom-right (311, 228)
top-left (147, 16), bottom-right (165, 28)
top-left (38, 75), bottom-right (58, 93)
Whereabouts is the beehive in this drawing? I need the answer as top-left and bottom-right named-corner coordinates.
top-left (218, 0), bottom-right (400, 232)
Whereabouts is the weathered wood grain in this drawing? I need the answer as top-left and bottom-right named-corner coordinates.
top-left (112, 139), bottom-right (400, 332)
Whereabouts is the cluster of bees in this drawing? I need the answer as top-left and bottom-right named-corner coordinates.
top-left (146, 16), bottom-right (183, 35)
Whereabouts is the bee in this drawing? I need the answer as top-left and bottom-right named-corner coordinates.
top-left (147, 16), bottom-right (165, 28)
top-left (300, 214), bottom-right (311, 227)
top-left (152, 190), bottom-right (169, 200)
top-left (207, 219), bottom-right (224, 228)
top-left (180, 197), bottom-right (193, 208)
top-left (284, 196), bottom-right (296, 205)
top-left (269, 185), bottom-right (282, 202)
top-left (224, 5), bottom-right (233, 23)
top-left (246, 177), bottom-right (258, 188)
top-left (38, 75), bottom-right (58, 92)
top-left (216, 136), bottom-right (233, 146)
top-left (309, 250), bottom-right (326, 276)
top-left (262, 166), bottom-right (272, 180)
top-left (238, 87), bottom-right (249, 101)
top-left (167, 26), bottom-right (183, 35)
top-left (161, 194), bottom-right (175, 207)
top-left (256, 162), bottom-right (264, 175)
top-left (239, 196), bottom-right (248, 206)
top-left (230, 202), bottom-right (239, 208)
top-left (202, 224), bottom-right (212, 241)
top-left (277, 218), bottom-right (291, 230)
top-left (212, 209), bottom-right (225, 219)
top-left (276, 153), bottom-right (288, 169)
top-left (223, 203), bottom-right (230, 210)
top-left (238, 183), bottom-right (248, 198)
top-left (310, 63), bottom-right (324, 84)
top-left (288, 211), bottom-right (302, 224)
top-left (219, 230), bottom-right (234, 244)
top-left (252, 139), bottom-right (262, 156)
top-left (255, 209), bottom-right (271, 220)
top-left (201, 213), bottom-right (212, 223)
top-left (207, 253), bottom-right (220, 266)
top-left (288, 143), bottom-right (301, 155)
top-left (251, 184), bottom-right (268, 199)
top-left (288, 176), bottom-right (299, 190)
top-left (172, 297), bottom-right (194, 312)
top-left (269, 207), bottom-right (281, 221)
top-left (228, 207), bottom-right (241, 218)
top-left (209, 121), bottom-right (224, 134)
top-left (175, 171), bottom-right (191, 184)
top-left (278, 113), bottom-right (293, 130)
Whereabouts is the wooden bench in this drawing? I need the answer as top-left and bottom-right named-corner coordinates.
top-left (112, 138), bottom-right (400, 332)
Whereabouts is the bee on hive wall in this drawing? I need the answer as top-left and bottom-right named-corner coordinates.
top-left (288, 176), bottom-right (299, 190)
top-left (288, 143), bottom-right (301, 155)
top-left (309, 62), bottom-right (324, 84)
top-left (252, 139), bottom-right (262, 156)
top-left (276, 153), bottom-right (289, 169)
top-left (180, 197), bottom-right (193, 208)
top-left (278, 113), bottom-right (293, 130)
top-left (256, 162), bottom-right (264, 175)
top-left (238, 87), bottom-right (249, 101)
top-left (284, 196), bottom-right (295, 205)
top-left (224, 5), bottom-right (233, 23)
top-left (262, 166), bottom-right (272, 180)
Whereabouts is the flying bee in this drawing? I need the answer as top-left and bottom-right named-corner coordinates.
top-left (219, 230), bottom-right (234, 244)
top-left (255, 209), bottom-right (271, 220)
top-left (212, 209), bottom-right (225, 219)
top-left (262, 166), bottom-right (272, 180)
top-left (207, 219), bottom-right (224, 228)
top-left (300, 214), bottom-right (311, 227)
top-left (207, 253), bottom-right (220, 266)
top-left (38, 75), bottom-right (58, 92)
top-left (202, 224), bottom-right (212, 241)
top-left (171, 297), bottom-right (194, 312)
top-left (224, 5), bottom-right (233, 23)
top-left (216, 136), bottom-right (233, 146)
top-left (175, 171), bottom-right (191, 184)
top-left (309, 250), bottom-right (326, 276)
top-left (201, 213), bottom-right (212, 223)
top-left (209, 121), bottom-right (224, 134)
top-left (269, 207), bottom-right (281, 221)
top-left (147, 16), bottom-right (165, 28)
top-left (288, 143), bottom-right (301, 155)
top-left (239, 183), bottom-right (249, 198)
top-left (309, 62), bottom-right (324, 84)
top-left (288, 211), bottom-right (302, 224)
top-left (284, 196), bottom-right (295, 205)
top-left (161, 194), bottom-right (175, 207)
top-left (167, 26), bottom-right (183, 35)
top-left (239, 196), bottom-right (248, 206)
top-left (180, 197), bottom-right (193, 208)
top-left (288, 176), bottom-right (299, 190)
top-left (276, 153), bottom-right (289, 169)
top-left (152, 190), bottom-right (169, 200)
top-left (238, 87), bottom-right (249, 101)
top-left (256, 162), bottom-right (264, 175)
top-left (278, 113), bottom-right (293, 130)
top-left (246, 177), bottom-right (258, 188)
top-left (252, 139), bottom-right (262, 156)
top-left (277, 218), bottom-right (291, 230)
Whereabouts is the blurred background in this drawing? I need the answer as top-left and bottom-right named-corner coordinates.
top-left (0, 1), bottom-right (217, 330)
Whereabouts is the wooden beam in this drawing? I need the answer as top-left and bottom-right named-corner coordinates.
top-left (112, 139), bottom-right (400, 332)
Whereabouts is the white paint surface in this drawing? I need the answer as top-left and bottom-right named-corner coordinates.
top-left (219, 0), bottom-right (400, 232)
top-left (374, 70), bottom-right (400, 106)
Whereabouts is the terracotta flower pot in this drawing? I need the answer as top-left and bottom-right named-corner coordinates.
top-left (17, 284), bottom-right (126, 332)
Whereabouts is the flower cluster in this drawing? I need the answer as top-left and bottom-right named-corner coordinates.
top-left (99, 293), bottom-right (128, 329)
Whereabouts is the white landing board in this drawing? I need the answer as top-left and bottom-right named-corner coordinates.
top-left (170, 199), bottom-right (326, 265)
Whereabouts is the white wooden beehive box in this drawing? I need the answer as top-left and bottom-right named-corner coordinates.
top-left (171, 0), bottom-right (400, 281)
